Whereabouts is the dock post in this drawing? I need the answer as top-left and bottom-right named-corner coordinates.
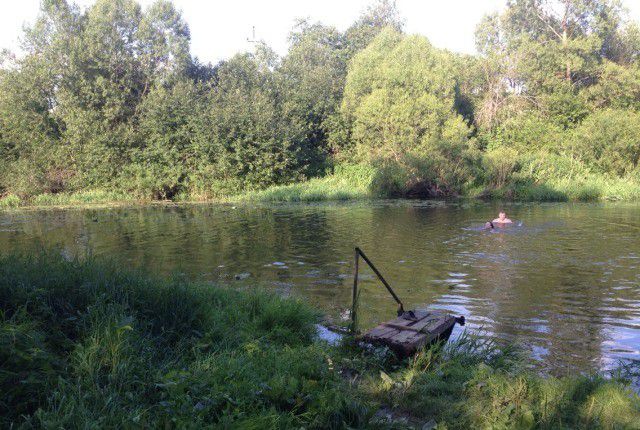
top-left (350, 247), bottom-right (359, 333)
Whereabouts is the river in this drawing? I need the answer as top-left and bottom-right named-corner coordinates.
top-left (1, 200), bottom-right (639, 376)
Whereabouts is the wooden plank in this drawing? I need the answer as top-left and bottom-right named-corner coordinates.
top-left (361, 309), bottom-right (458, 357)
top-left (383, 309), bottom-right (430, 327)
top-left (391, 315), bottom-right (454, 346)
top-left (364, 309), bottom-right (430, 338)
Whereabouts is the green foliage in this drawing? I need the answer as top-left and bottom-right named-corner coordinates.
top-left (478, 152), bottom-right (640, 202)
top-left (339, 28), bottom-right (481, 197)
top-left (583, 61), bottom-right (640, 110)
top-left (365, 333), bottom-right (640, 429)
top-left (567, 109), bottom-right (640, 176)
top-left (0, 194), bottom-right (21, 208)
top-left (130, 80), bottom-right (205, 199)
top-left (482, 148), bottom-right (521, 188)
top-left (343, 28), bottom-right (470, 160)
top-left (2, 254), bottom-right (640, 428)
top-left (1, 0), bottom-right (640, 203)
top-left (486, 114), bottom-right (565, 152)
top-left (0, 310), bottom-right (56, 420)
top-left (343, 0), bottom-right (405, 57)
top-left (279, 21), bottom-right (349, 173)
top-left (204, 52), bottom-right (302, 189)
top-left (0, 253), bottom-right (378, 428)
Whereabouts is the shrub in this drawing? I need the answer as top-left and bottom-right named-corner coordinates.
top-left (482, 148), bottom-right (520, 188)
top-left (567, 109), bottom-right (640, 177)
top-left (487, 114), bottom-right (564, 153)
top-left (370, 142), bottom-right (479, 198)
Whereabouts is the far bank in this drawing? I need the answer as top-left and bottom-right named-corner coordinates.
top-left (1, 163), bottom-right (639, 210)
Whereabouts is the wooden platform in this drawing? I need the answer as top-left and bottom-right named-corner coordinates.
top-left (362, 310), bottom-right (461, 357)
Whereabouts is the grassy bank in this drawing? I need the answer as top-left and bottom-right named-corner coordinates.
top-left (0, 190), bottom-right (145, 210)
top-left (2, 253), bottom-right (640, 429)
top-left (227, 164), bottom-right (376, 203)
top-left (475, 176), bottom-right (640, 202)
top-left (2, 162), bottom-right (640, 210)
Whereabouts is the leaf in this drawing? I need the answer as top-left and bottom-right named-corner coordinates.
top-left (380, 370), bottom-right (394, 385)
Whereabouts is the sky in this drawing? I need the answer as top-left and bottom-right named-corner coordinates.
top-left (1, 0), bottom-right (640, 64)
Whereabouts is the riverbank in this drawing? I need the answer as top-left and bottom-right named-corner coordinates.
top-left (1, 164), bottom-right (639, 210)
top-left (2, 253), bottom-right (639, 428)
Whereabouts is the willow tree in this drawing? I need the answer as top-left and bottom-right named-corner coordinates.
top-left (341, 28), bottom-right (476, 195)
top-left (342, 28), bottom-right (470, 159)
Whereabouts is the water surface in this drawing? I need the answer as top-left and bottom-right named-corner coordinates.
top-left (2, 200), bottom-right (639, 376)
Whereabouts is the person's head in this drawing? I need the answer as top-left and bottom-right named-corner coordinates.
top-left (485, 221), bottom-right (494, 229)
top-left (498, 210), bottom-right (507, 221)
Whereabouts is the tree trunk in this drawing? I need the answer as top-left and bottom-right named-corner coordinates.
top-left (563, 0), bottom-right (571, 83)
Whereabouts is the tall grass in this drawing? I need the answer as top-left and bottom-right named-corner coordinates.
top-left (4, 160), bottom-right (639, 208)
top-left (482, 176), bottom-right (640, 202)
top-left (2, 253), bottom-right (639, 428)
top-left (230, 164), bottom-right (376, 203)
top-left (0, 253), bottom-right (369, 428)
top-left (0, 194), bottom-right (21, 208)
top-left (363, 333), bottom-right (640, 429)
top-left (30, 190), bottom-right (142, 207)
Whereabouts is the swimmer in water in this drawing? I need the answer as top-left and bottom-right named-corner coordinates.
top-left (485, 211), bottom-right (512, 229)
top-left (492, 210), bottom-right (513, 225)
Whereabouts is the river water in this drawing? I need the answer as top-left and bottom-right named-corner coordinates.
top-left (1, 200), bottom-right (639, 376)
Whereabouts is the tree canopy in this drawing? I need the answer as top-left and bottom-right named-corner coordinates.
top-left (0, 0), bottom-right (638, 200)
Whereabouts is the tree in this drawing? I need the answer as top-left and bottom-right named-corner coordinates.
top-left (344, 0), bottom-right (404, 57)
top-left (342, 28), bottom-right (469, 160)
top-left (278, 21), bottom-right (348, 172)
top-left (583, 60), bottom-right (640, 110)
top-left (131, 79), bottom-right (204, 198)
top-left (568, 109), bottom-right (640, 176)
top-left (474, 0), bottom-right (634, 130)
top-left (341, 28), bottom-right (477, 195)
top-left (0, 54), bottom-right (63, 195)
top-left (202, 52), bottom-right (297, 190)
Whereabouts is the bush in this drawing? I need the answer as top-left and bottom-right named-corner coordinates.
top-left (482, 148), bottom-right (520, 188)
top-left (487, 114), bottom-right (564, 153)
top-left (568, 109), bottom-right (640, 177)
top-left (1, 153), bottom-right (75, 198)
top-left (369, 139), bottom-right (479, 198)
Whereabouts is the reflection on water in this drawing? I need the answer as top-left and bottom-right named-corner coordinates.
top-left (1, 200), bottom-right (639, 376)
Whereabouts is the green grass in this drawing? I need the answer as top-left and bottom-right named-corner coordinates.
top-left (0, 194), bottom-right (21, 208)
top-left (0, 253), bottom-right (371, 428)
top-left (0, 190), bottom-right (144, 210)
top-left (3, 162), bottom-right (640, 209)
top-left (480, 176), bottom-right (640, 202)
top-left (229, 164), bottom-right (376, 203)
top-left (30, 190), bottom-right (143, 207)
top-left (361, 333), bottom-right (640, 429)
top-left (2, 253), bottom-right (640, 428)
